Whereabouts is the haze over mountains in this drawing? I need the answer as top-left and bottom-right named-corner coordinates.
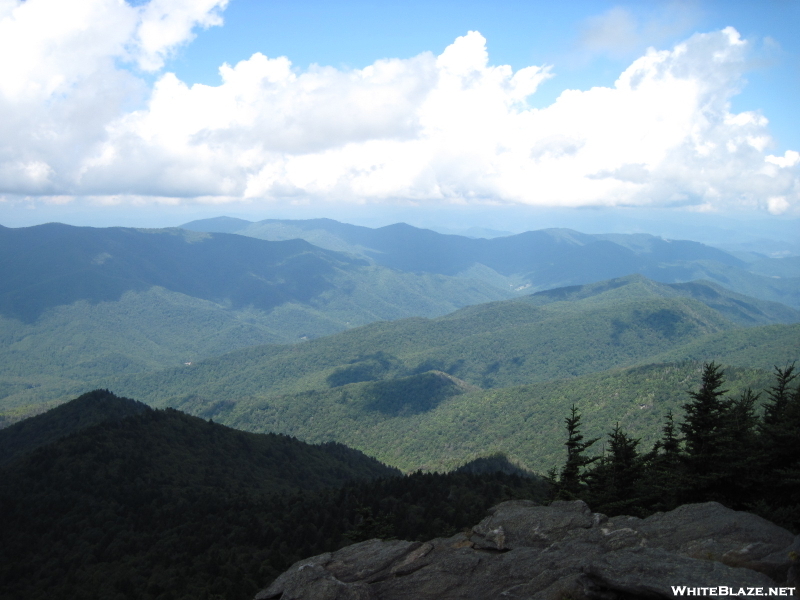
top-left (0, 222), bottom-right (510, 415)
top-left (1, 217), bottom-right (798, 600)
top-left (0, 218), bottom-right (798, 430)
top-left (183, 217), bottom-right (800, 308)
top-left (102, 273), bottom-right (799, 471)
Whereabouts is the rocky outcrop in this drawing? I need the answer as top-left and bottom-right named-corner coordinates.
top-left (256, 500), bottom-right (799, 600)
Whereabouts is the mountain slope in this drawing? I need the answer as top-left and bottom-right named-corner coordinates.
top-left (0, 223), bottom-right (513, 414)
top-left (0, 389), bottom-right (149, 466)
top-left (143, 361), bottom-right (779, 474)
top-left (0, 223), bottom-right (506, 324)
top-left (0, 392), bottom-right (544, 600)
top-left (104, 292), bottom-right (735, 408)
top-left (0, 391), bottom-right (402, 599)
top-left (0, 390), bottom-right (399, 489)
top-left (90, 275), bottom-right (798, 473)
top-left (102, 275), bottom-right (796, 411)
top-left (183, 217), bottom-right (800, 307)
top-left (525, 275), bottom-right (800, 327)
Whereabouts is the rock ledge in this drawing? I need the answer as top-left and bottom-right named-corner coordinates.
top-left (256, 501), bottom-right (799, 600)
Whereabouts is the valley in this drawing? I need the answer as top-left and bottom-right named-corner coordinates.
top-left (1, 219), bottom-right (797, 473)
top-left (1, 218), bottom-right (798, 600)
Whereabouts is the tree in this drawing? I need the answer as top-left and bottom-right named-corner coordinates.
top-left (586, 423), bottom-right (643, 515)
top-left (679, 362), bottom-right (730, 501)
top-left (555, 405), bottom-right (599, 500)
top-left (758, 363), bottom-right (800, 528)
top-left (763, 362), bottom-right (797, 428)
top-left (716, 387), bottom-right (761, 507)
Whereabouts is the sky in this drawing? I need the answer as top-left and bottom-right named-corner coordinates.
top-left (0, 0), bottom-right (798, 246)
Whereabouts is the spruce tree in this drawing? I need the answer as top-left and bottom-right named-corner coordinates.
top-left (758, 363), bottom-right (800, 528)
top-left (679, 362), bottom-right (730, 503)
top-left (555, 405), bottom-right (599, 500)
top-left (637, 410), bottom-right (684, 512)
top-left (586, 424), bottom-right (643, 515)
top-left (717, 387), bottom-right (761, 507)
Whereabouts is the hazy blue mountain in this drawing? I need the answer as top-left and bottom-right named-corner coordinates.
top-left (0, 223), bottom-right (365, 322)
top-left (525, 275), bottom-right (800, 327)
top-left (0, 222), bottom-right (511, 324)
top-left (182, 217), bottom-right (800, 307)
top-left (0, 223), bottom-right (512, 415)
top-left (102, 274), bottom-right (797, 410)
top-left (82, 273), bottom-right (797, 472)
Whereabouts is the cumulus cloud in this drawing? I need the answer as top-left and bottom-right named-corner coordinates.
top-left (0, 0), bottom-right (226, 194)
top-left (0, 2), bottom-right (797, 216)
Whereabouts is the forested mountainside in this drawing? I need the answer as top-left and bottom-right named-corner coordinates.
top-left (0, 389), bottom-right (150, 466)
top-left (2, 368), bottom-right (798, 600)
top-left (2, 219), bottom-right (798, 422)
top-left (0, 223), bottom-right (511, 418)
top-left (0, 391), bottom-right (547, 600)
top-left (96, 275), bottom-right (798, 472)
top-left (182, 217), bottom-right (800, 308)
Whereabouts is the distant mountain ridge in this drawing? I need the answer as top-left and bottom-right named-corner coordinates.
top-left (182, 216), bottom-right (800, 308)
top-left (0, 222), bottom-right (511, 415)
top-left (95, 273), bottom-right (798, 471)
top-left (102, 274), bottom-right (798, 405)
top-left (0, 222), bottom-right (511, 324)
top-left (2, 220), bottom-right (798, 424)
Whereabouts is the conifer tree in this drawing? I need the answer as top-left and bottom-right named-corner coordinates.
top-left (586, 424), bottom-right (643, 515)
top-left (555, 405), bottom-right (599, 500)
top-left (758, 363), bottom-right (800, 527)
top-left (679, 362), bottom-right (730, 502)
top-left (763, 363), bottom-right (797, 428)
top-left (761, 363), bottom-right (799, 472)
top-left (717, 387), bottom-right (761, 507)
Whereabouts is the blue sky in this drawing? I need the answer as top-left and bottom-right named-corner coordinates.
top-left (0, 0), bottom-right (798, 244)
top-left (173, 0), bottom-right (800, 151)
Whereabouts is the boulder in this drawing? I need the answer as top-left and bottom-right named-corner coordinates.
top-left (255, 502), bottom-right (797, 600)
top-left (470, 499), bottom-right (595, 550)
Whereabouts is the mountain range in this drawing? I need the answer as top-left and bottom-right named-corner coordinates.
top-left (182, 217), bottom-right (800, 307)
top-left (1, 216), bottom-right (798, 599)
top-left (0, 222), bottom-right (510, 417)
top-left (1, 218), bottom-right (798, 473)
top-left (101, 273), bottom-right (798, 472)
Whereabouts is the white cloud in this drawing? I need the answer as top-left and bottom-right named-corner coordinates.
top-left (0, 4), bottom-right (797, 216)
top-left (0, 0), bottom-right (226, 194)
top-left (134, 0), bottom-right (228, 72)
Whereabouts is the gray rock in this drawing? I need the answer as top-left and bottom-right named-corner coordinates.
top-left (254, 502), bottom-right (797, 600)
top-left (634, 502), bottom-right (795, 581)
top-left (583, 547), bottom-right (776, 600)
top-left (471, 499), bottom-right (594, 550)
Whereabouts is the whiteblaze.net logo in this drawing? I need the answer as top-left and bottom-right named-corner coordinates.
top-left (671, 587), bottom-right (796, 597)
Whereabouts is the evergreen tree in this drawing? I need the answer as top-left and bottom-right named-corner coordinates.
top-left (763, 362), bottom-right (797, 428)
top-left (716, 387), bottom-right (761, 507)
top-left (760, 363), bottom-right (799, 473)
top-left (555, 405), bottom-right (599, 500)
top-left (586, 423), bottom-right (643, 515)
top-left (757, 363), bottom-right (800, 529)
top-left (679, 362), bottom-right (730, 502)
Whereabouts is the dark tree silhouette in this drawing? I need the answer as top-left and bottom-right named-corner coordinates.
top-left (555, 404), bottom-right (599, 500)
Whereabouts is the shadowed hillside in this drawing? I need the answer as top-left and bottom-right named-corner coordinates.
top-left (182, 217), bottom-right (800, 308)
